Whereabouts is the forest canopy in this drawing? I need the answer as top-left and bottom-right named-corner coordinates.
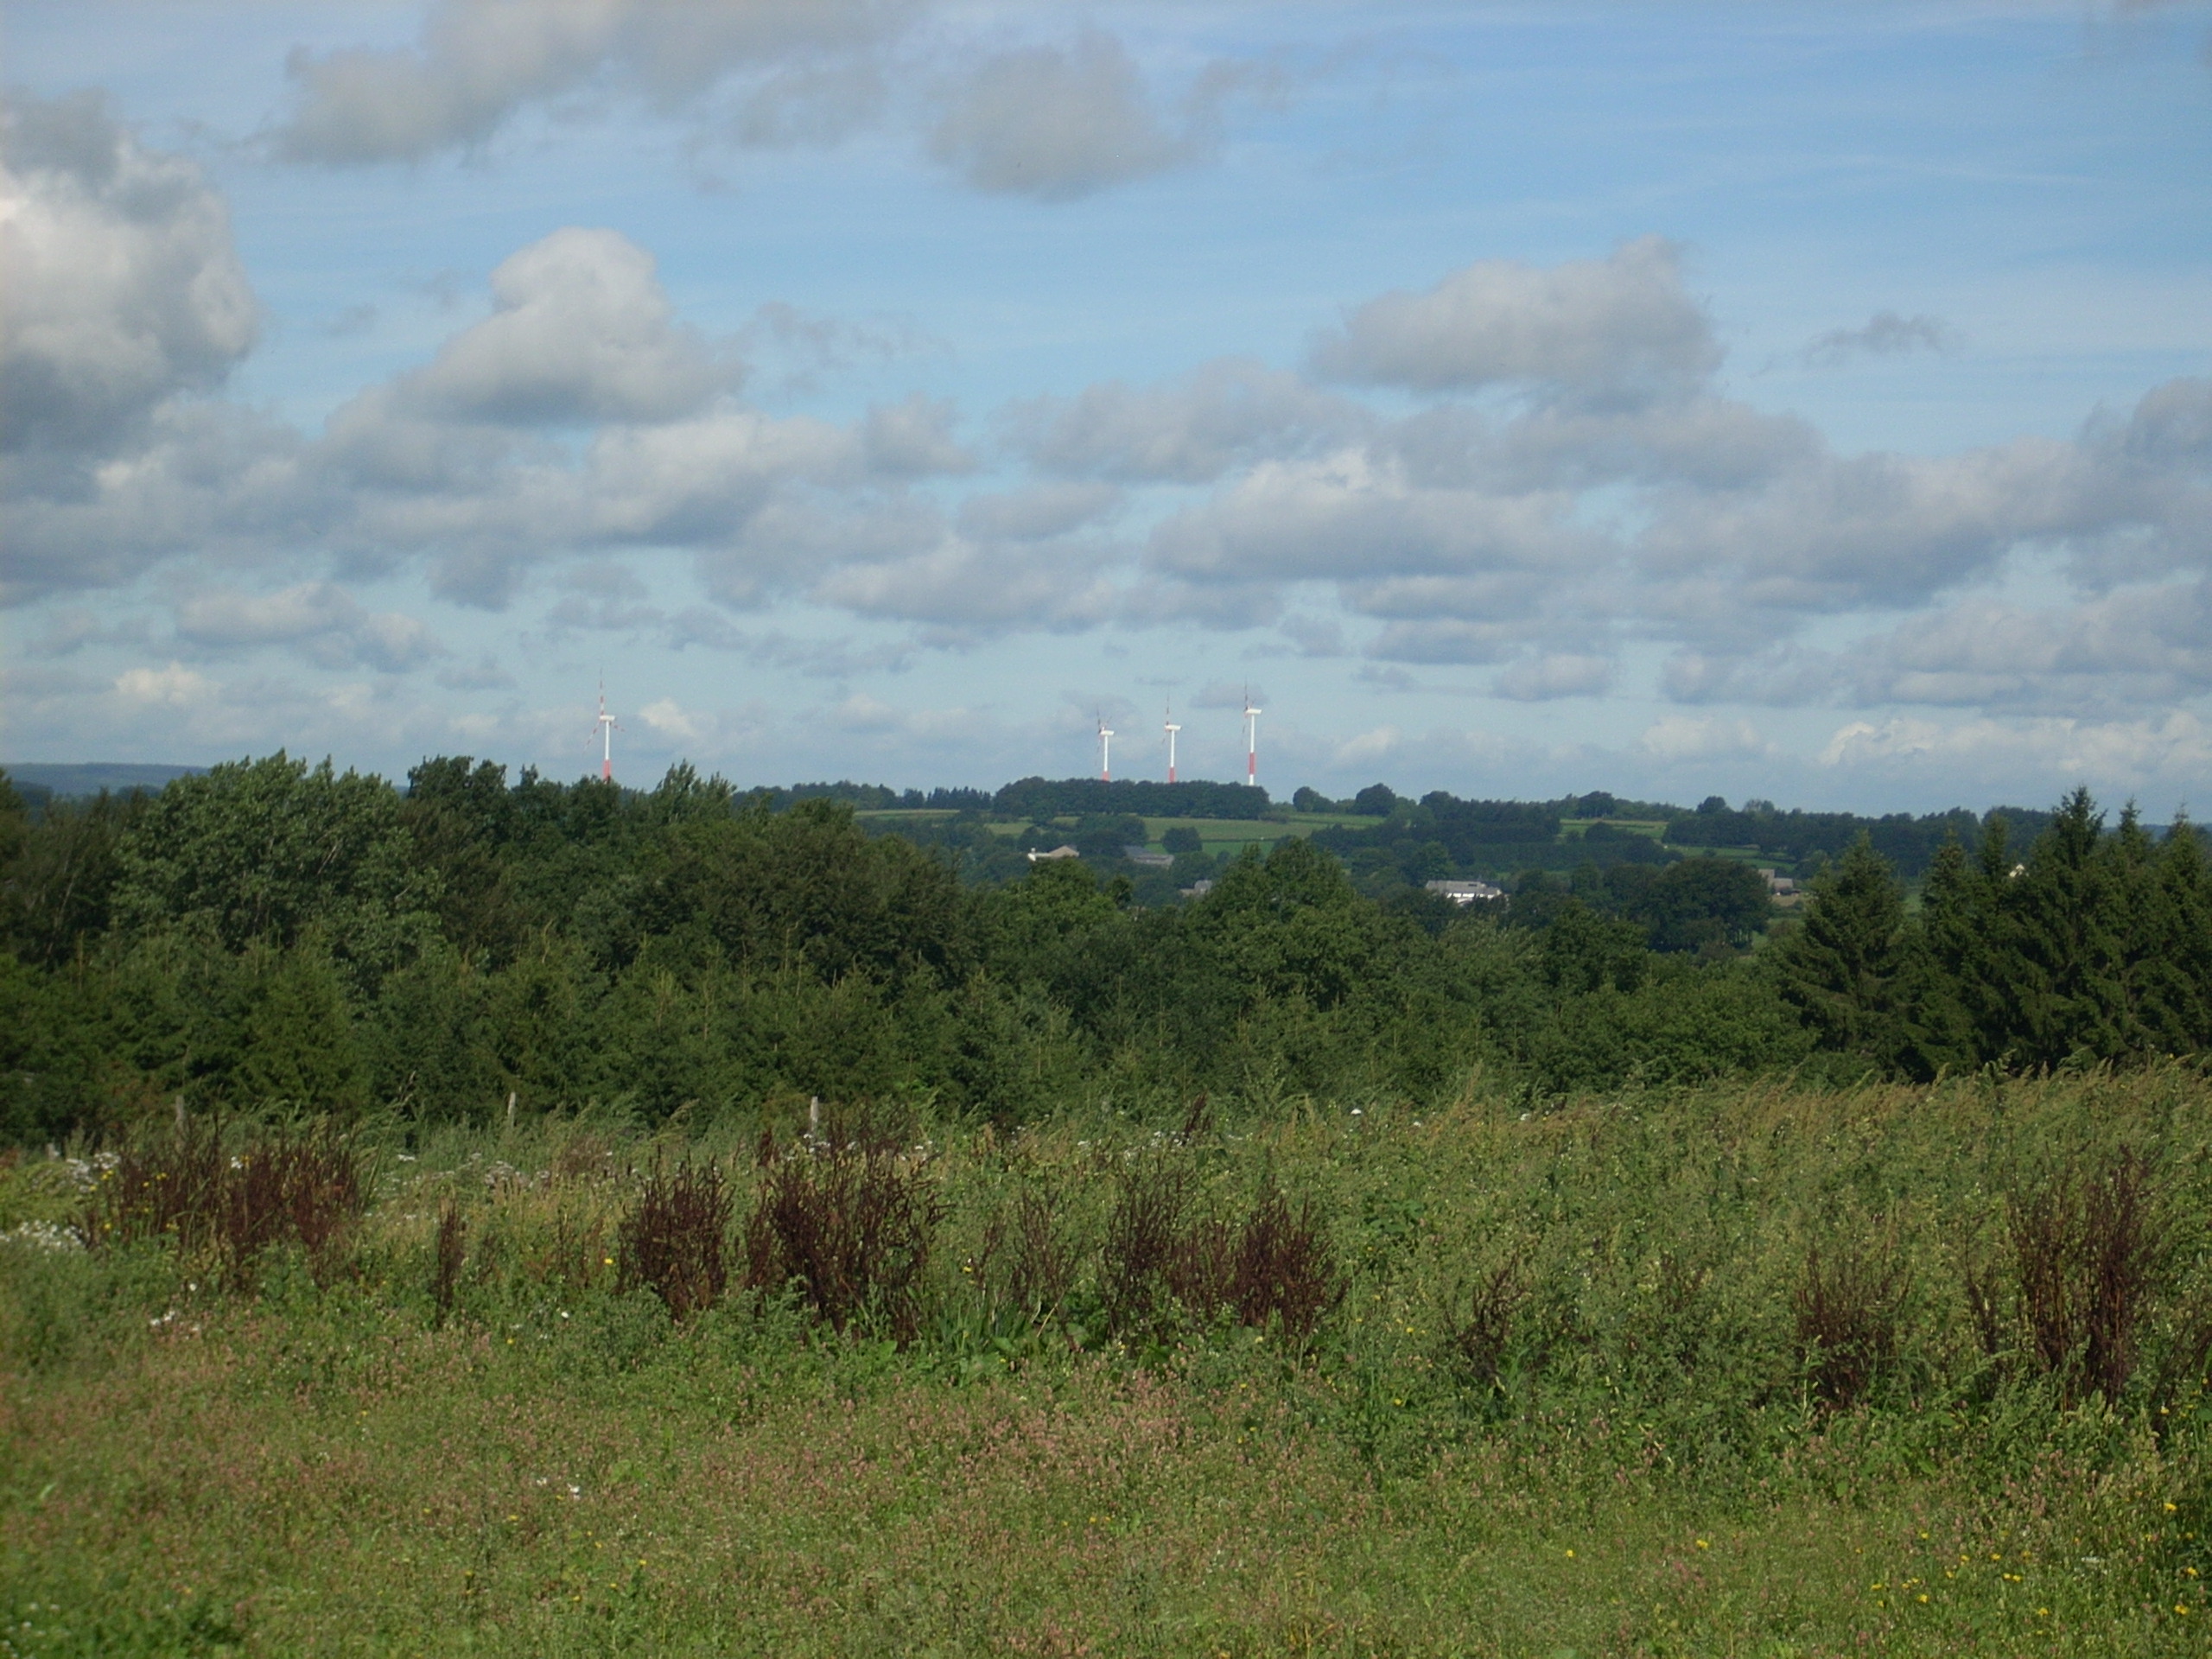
top-left (1, 757), bottom-right (2205, 1144)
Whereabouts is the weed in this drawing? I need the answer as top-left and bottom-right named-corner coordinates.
top-left (82, 1117), bottom-right (368, 1286)
top-left (1226, 1178), bottom-right (1340, 1339)
top-left (550, 1130), bottom-right (615, 1184)
top-left (1793, 1239), bottom-right (1909, 1408)
top-left (618, 1160), bottom-right (732, 1320)
top-left (741, 1141), bottom-right (942, 1338)
top-left (1446, 1262), bottom-right (1528, 1388)
top-left (432, 1198), bottom-right (466, 1320)
top-left (980, 1189), bottom-right (1074, 1318)
top-left (2010, 1147), bottom-right (2164, 1404)
top-left (1100, 1157), bottom-right (1187, 1338)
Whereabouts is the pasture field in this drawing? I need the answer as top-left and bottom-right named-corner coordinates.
top-left (4, 1069), bottom-right (2211, 1656)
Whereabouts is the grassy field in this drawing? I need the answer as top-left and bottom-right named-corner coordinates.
top-left (5, 1070), bottom-right (2211, 1656)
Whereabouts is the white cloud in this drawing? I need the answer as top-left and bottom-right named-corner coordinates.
top-left (1802, 311), bottom-right (1957, 366)
top-left (1638, 715), bottom-right (1772, 762)
top-left (927, 30), bottom-right (1204, 200)
top-left (1007, 356), bottom-right (1365, 484)
top-left (1333, 724), bottom-right (1403, 766)
top-left (1, 92), bottom-right (257, 457)
top-left (638, 696), bottom-right (704, 742)
top-left (1309, 237), bottom-right (1718, 399)
top-left (1492, 652), bottom-right (1614, 701)
top-left (272, 0), bottom-right (902, 165)
top-left (115, 661), bottom-right (213, 705)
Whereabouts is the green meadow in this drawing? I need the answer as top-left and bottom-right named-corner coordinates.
top-left (6, 1068), bottom-right (2210, 1656)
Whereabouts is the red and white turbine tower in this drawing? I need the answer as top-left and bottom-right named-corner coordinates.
top-left (1096, 714), bottom-right (1115, 783)
top-left (594, 680), bottom-right (621, 782)
top-left (1164, 701), bottom-right (1181, 785)
top-left (1242, 688), bottom-right (1262, 787)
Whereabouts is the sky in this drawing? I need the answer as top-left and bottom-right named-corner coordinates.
top-left (3, 1), bottom-right (2209, 815)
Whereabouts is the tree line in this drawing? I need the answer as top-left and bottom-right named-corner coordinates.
top-left (1, 757), bottom-right (2203, 1144)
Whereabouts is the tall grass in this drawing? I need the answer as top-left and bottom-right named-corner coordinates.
top-left (6, 1066), bottom-right (2212, 1652)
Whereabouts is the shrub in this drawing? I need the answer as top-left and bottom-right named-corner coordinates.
top-left (82, 1116), bottom-right (369, 1285)
top-left (432, 1199), bottom-right (466, 1320)
top-left (2009, 1148), bottom-right (2164, 1405)
top-left (981, 1189), bottom-right (1074, 1318)
top-left (1446, 1262), bottom-right (1528, 1388)
top-left (618, 1160), bottom-right (732, 1320)
top-left (1793, 1240), bottom-right (1909, 1408)
top-left (741, 1141), bottom-right (942, 1338)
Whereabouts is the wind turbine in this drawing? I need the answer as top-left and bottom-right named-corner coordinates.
top-left (1242, 687), bottom-right (1262, 787)
top-left (1164, 700), bottom-right (1181, 785)
top-left (1096, 714), bottom-right (1115, 783)
top-left (593, 679), bottom-right (621, 783)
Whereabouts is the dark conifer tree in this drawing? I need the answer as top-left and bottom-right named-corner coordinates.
top-left (1776, 833), bottom-right (1909, 1067)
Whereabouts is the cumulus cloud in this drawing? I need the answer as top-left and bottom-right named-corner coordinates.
top-left (956, 482), bottom-right (1118, 541)
top-left (115, 661), bottom-right (214, 706)
top-left (1818, 711), bottom-right (2212, 786)
top-left (862, 392), bottom-right (974, 475)
top-left (272, 0), bottom-right (903, 165)
top-left (1309, 237), bottom-right (1719, 400)
top-left (1006, 357), bottom-right (1366, 483)
top-left (1802, 310), bottom-right (1957, 366)
top-left (811, 535), bottom-right (1117, 639)
top-left (1333, 725), bottom-right (1403, 766)
top-left (173, 582), bottom-right (447, 672)
top-left (380, 228), bottom-right (734, 425)
top-left (1667, 578), bottom-right (2212, 715)
top-left (927, 30), bottom-right (1218, 200)
top-left (0, 92), bottom-right (257, 458)
top-left (1147, 449), bottom-right (1592, 586)
top-left (1492, 652), bottom-right (1614, 701)
top-left (1637, 438), bottom-right (2092, 620)
top-left (637, 696), bottom-right (706, 743)
top-left (1638, 715), bottom-right (1773, 763)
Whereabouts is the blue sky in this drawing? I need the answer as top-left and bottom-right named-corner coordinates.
top-left (3, 1), bottom-right (2209, 813)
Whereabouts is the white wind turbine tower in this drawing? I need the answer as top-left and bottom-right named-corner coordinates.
top-left (1096, 714), bottom-right (1115, 783)
top-left (593, 680), bottom-right (621, 783)
top-left (1243, 686), bottom-right (1262, 787)
top-left (1163, 700), bottom-right (1181, 785)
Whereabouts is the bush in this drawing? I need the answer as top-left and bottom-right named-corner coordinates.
top-left (82, 1116), bottom-right (369, 1286)
top-left (741, 1140), bottom-right (942, 1338)
top-left (618, 1160), bottom-right (732, 1321)
top-left (1793, 1239), bottom-right (1909, 1408)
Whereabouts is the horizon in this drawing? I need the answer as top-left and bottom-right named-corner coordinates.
top-left (3, 3), bottom-right (2209, 819)
top-left (3, 754), bottom-right (2177, 833)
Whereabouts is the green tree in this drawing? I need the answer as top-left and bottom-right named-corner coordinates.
top-left (111, 754), bottom-right (439, 993)
top-left (1774, 834), bottom-right (1909, 1066)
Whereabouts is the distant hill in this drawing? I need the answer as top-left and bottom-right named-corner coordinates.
top-left (2, 762), bottom-right (204, 803)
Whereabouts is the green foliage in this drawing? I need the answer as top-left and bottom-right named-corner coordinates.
top-left (7, 1072), bottom-right (2212, 1652)
top-left (992, 775), bottom-right (1271, 819)
top-left (1789, 791), bottom-right (2212, 1077)
top-left (1, 760), bottom-right (2204, 1146)
top-left (109, 753), bottom-right (441, 992)
top-left (1776, 832), bottom-right (1911, 1066)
